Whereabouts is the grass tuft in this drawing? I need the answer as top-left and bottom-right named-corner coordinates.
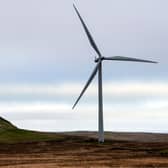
top-left (159, 149), bottom-right (168, 156)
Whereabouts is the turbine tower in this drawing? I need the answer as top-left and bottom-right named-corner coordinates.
top-left (72, 4), bottom-right (157, 143)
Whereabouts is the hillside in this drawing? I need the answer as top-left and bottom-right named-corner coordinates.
top-left (0, 117), bottom-right (63, 144)
top-left (0, 117), bottom-right (17, 131)
top-left (0, 117), bottom-right (168, 144)
top-left (0, 117), bottom-right (168, 167)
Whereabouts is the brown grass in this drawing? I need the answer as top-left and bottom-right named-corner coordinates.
top-left (0, 132), bottom-right (168, 167)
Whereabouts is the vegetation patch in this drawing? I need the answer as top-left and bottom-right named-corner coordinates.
top-left (0, 117), bottom-right (17, 131)
top-left (0, 117), bottom-right (65, 144)
top-left (159, 149), bottom-right (168, 156)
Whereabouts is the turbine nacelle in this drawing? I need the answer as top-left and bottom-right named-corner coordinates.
top-left (94, 57), bottom-right (104, 63)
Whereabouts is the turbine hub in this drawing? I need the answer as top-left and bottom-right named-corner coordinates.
top-left (94, 57), bottom-right (104, 63)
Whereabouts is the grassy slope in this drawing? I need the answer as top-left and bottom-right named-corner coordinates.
top-left (0, 117), bottom-right (168, 145)
top-left (0, 117), bottom-right (63, 144)
top-left (0, 117), bottom-right (16, 131)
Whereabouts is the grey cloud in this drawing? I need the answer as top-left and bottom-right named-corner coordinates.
top-left (0, 0), bottom-right (166, 82)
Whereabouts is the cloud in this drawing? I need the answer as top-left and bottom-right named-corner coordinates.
top-left (0, 102), bottom-right (70, 113)
top-left (0, 81), bottom-right (167, 100)
top-left (1, 101), bottom-right (167, 132)
top-left (0, 99), bottom-right (167, 118)
top-left (0, 80), bottom-right (167, 132)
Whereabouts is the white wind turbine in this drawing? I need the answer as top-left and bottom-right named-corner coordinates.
top-left (72, 4), bottom-right (157, 143)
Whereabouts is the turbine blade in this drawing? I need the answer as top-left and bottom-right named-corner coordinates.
top-left (72, 62), bottom-right (100, 109)
top-left (73, 4), bottom-right (101, 57)
top-left (103, 56), bottom-right (158, 63)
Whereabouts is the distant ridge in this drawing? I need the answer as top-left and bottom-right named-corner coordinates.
top-left (0, 117), bottom-right (168, 144)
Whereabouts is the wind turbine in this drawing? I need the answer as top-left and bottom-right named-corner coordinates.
top-left (72, 4), bottom-right (157, 143)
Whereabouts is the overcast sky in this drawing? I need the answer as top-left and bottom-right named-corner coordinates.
top-left (0, 0), bottom-right (168, 133)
